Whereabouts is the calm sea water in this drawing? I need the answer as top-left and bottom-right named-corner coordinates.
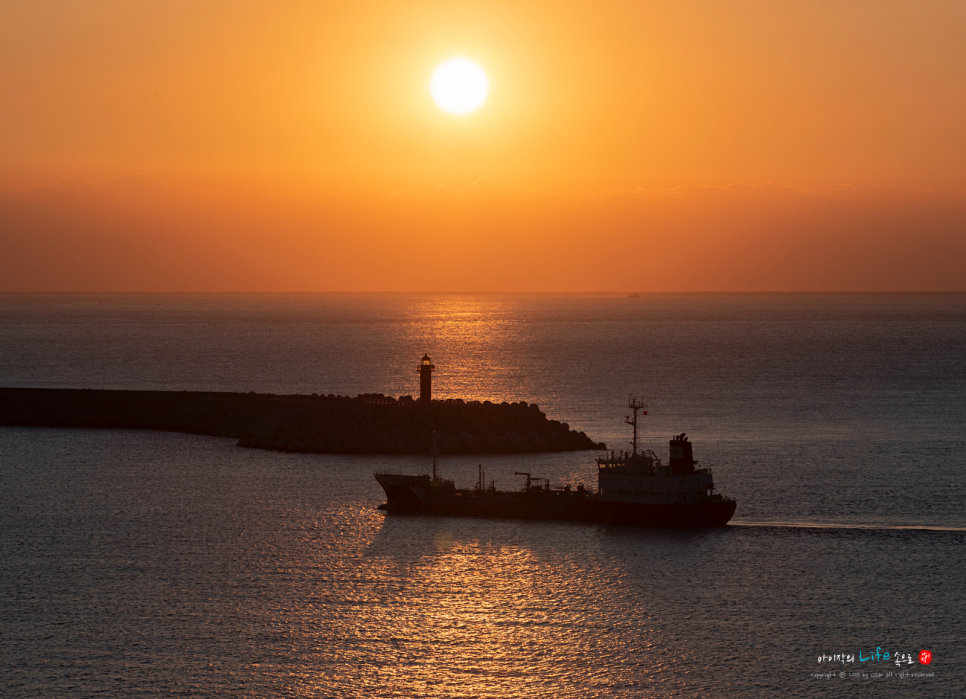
top-left (1, 293), bottom-right (964, 697)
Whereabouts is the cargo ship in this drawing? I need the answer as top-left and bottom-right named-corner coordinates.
top-left (375, 399), bottom-right (737, 528)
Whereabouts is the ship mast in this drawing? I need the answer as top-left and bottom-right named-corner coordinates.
top-left (431, 430), bottom-right (439, 481)
top-left (625, 396), bottom-right (647, 457)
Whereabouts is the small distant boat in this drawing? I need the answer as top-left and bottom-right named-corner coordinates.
top-left (627, 292), bottom-right (641, 298)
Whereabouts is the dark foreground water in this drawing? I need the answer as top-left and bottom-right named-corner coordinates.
top-left (1, 293), bottom-right (964, 697)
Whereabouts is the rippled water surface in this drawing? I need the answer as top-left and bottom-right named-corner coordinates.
top-left (1, 293), bottom-right (964, 697)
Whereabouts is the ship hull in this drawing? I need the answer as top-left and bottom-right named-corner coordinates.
top-left (376, 474), bottom-right (736, 528)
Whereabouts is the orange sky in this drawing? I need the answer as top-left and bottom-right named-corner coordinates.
top-left (2, 1), bottom-right (965, 291)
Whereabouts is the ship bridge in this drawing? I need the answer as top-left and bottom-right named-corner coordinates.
top-left (596, 450), bottom-right (662, 475)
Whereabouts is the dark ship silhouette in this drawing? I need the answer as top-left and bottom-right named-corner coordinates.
top-left (375, 398), bottom-right (737, 528)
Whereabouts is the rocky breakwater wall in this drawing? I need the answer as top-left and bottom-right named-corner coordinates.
top-left (0, 388), bottom-right (605, 455)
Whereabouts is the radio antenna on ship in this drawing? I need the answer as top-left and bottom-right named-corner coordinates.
top-left (431, 430), bottom-right (439, 481)
top-left (625, 396), bottom-right (647, 457)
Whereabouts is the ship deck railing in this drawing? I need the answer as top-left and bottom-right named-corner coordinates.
top-left (430, 489), bottom-right (590, 505)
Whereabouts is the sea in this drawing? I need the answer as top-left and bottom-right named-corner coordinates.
top-left (1, 293), bottom-right (964, 698)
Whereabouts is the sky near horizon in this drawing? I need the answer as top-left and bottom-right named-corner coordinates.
top-left (2, 1), bottom-right (965, 291)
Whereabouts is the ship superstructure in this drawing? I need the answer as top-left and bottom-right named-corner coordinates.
top-left (375, 398), bottom-right (736, 528)
top-left (596, 399), bottom-right (719, 506)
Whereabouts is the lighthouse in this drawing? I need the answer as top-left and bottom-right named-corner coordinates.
top-left (418, 354), bottom-right (435, 404)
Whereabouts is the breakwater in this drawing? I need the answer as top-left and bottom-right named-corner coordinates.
top-left (0, 388), bottom-right (605, 454)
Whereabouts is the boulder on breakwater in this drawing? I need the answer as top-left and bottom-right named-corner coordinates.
top-left (0, 388), bottom-right (606, 455)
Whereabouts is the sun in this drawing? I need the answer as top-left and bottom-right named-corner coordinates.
top-left (430, 58), bottom-right (489, 115)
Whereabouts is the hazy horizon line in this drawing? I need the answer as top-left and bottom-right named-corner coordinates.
top-left (3, 290), bottom-right (965, 296)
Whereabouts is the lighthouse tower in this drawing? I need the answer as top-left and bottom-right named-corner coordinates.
top-left (418, 354), bottom-right (435, 404)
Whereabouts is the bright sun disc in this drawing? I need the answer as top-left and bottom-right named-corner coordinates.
top-left (430, 58), bottom-right (489, 115)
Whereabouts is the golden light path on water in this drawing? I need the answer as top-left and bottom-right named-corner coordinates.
top-left (386, 294), bottom-right (609, 441)
top-left (307, 504), bottom-right (668, 697)
top-left (405, 294), bottom-right (527, 402)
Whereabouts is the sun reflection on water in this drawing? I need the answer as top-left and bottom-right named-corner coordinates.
top-left (328, 517), bottom-right (665, 698)
top-left (404, 294), bottom-right (526, 404)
